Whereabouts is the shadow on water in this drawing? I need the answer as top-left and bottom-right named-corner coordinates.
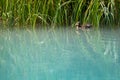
top-left (0, 27), bottom-right (120, 80)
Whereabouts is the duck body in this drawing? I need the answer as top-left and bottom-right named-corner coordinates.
top-left (75, 21), bottom-right (92, 30)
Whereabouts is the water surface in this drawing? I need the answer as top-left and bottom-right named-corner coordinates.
top-left (0, 27), bottom-right (120, 80)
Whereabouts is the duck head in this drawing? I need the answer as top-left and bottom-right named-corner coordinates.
top-left (75, 21), bottom-right (81, 30)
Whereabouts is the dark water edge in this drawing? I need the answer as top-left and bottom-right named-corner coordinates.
top-left (0, 26), bottom-right (120, 80)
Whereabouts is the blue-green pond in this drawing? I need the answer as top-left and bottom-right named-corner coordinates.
top-left (0, 27), bottom-right (120, 80)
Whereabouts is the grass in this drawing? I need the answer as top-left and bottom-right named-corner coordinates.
top-left (0, 0), bottom-right (120, 28)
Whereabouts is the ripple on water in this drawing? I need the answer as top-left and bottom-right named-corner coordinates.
top-left (0, 28), bottom-right (120, 80)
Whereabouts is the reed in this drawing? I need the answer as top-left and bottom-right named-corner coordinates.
top-left (0, 0), bottom-right (120, 28)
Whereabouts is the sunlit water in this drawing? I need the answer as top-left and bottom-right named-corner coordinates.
top-left (0, 27), bottom-right (120, 80)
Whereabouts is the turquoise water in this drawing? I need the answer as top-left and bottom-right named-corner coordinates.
top-left (0, 28), bottom-right (120, 80)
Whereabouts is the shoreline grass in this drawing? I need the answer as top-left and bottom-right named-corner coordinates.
top-left (0, 0), bottom-right (120, 28)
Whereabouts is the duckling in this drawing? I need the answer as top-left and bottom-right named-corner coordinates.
top-left (75, 21), bottom-right (92, 30)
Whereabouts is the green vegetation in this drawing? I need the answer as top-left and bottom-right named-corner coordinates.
top-left (0, 0), bottom-right (120, 28)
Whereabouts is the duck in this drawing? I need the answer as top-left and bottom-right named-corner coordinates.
top-left (75, 21), bottom-right (92, 30)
